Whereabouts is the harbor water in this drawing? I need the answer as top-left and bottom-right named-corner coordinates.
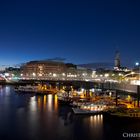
top-left (0, 85), bottom-right (140, 140)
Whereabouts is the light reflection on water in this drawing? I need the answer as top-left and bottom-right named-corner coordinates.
top-left (47, 94), bottom-right (53, 112)
top-left (30, 96), bottom-right (37, 112)
top-left (89, 115), bottom-right (103, 139)
top-left (43, 95), bottom-right (47, 109)
top-left (0, 86), bottom-right (140, 140)
top-left (54, 94), bottom-right (58, 111)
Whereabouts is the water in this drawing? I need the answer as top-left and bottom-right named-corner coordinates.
top-left (0, 86), bottom-right (140, 140)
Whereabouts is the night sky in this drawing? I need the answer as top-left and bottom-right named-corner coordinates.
top-left (0, 0), bottom-right (140, 67)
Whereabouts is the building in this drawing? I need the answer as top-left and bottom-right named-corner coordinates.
top-left (114, 51), bottom-right (121, 70)
top-left (20, 60), bottom-right (93, 80)
top-left (21, 60), bottom-right (67, 79)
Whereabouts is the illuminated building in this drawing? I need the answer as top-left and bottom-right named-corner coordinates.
top-left (21, 60), bottom-right (67, 79)
top-left (20, 60), bottom-right (93, 80)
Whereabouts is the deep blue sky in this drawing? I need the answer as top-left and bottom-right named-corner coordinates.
top-left (0, 0), bottom-right (140, 67)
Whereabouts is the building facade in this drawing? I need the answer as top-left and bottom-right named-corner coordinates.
top-left (20, 60), bottom-right (93, 80)
top-left (21, 61), bottom-right (67, 79)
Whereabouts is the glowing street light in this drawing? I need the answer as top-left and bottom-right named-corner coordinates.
top-left (62, 73), bottom-right (66, 76)
top-left (135, 62), bottom-right (140, 81)
top-left (32, 73), bottom-right (36, 77)
top-left (104, 73), bottom-right (109, 77)
top-left (135, 62), bottom-right (139, 66)
top-left (53, 73), bottom-right (57, 77)
top-left (118, 73), bottom-right (122, 76)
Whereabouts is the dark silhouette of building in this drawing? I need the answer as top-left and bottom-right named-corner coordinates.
top-left (114, 51), bottom-right (121, 70)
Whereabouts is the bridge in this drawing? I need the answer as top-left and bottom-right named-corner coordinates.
top-left (0, 71), bottom-right (140, 95)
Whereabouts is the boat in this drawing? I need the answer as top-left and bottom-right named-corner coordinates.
top-left (57, 92), bottom-right (73, 105)
top-left (103, 107), bottom-right (140, 123)
top-left (72, 103), bottom-right (107, 115)
top-left (15, 85), bottom-right (57, 94)
top-left (15, 85), bottom-right (38, 93)
top-left (109, 108), bottom-right (140, 119)
top-left (72, 99), bottom-right (91, 107)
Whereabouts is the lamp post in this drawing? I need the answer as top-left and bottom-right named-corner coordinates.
top-left (135, 62), bottom-right (140, 107)
top-left (135, 62), bottom-right (140, 82)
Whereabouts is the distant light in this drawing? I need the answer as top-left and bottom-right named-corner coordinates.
top-left (32, 73), bottom-right (36, 77)
top-left (90, 88), bottom-right (95, 92)
top-left (39, 73), bottom-right (42, 77)
top-left (62, 73), bottom-right (66, 76)
top-left (105, 73), bottom-right (109, 77)
top-left (81, 88), bottom-right (84, 92)
top-left (53, 73), bottom-right (57, 77)
top-left (135, 62), bottom-right (139, 66)
top-left (118, 73), bottom-right (122, 76)
top-left (131, 72), bottom-right (135, 75)
top-left (4, 73), bottom-right (9, 77)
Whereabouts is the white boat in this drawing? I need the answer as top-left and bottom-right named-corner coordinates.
top-left (15, 85), bottom-right (38, 93)
top-left (72, 103), bottom-right (107, 115)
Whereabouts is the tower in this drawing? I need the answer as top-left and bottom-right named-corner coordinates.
top-left (114, 51), bottom-right (121, 69)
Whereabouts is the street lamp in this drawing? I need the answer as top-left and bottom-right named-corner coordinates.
top-left (135, 62), bottom-right (139, 66)
top-left (135, 62), bottom-right (140, 107)
top-left (135, 62), bottom-right (140, 84)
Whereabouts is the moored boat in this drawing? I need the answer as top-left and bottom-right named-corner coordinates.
top-left (72, 103), bottom-right (107, 115)
top-left (15, 85), bottom-right (38, 93)
top-left (57, 92), bottom-right (73, 105)
top-left (104, 107), bottom-right (140, 123)
top-left (109, 108), bottom-right (140, 119)
top-left (15, 85), bottom-right (57, 94)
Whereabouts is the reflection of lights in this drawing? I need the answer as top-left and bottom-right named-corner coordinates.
top-left (31, 96), bottom-right (36, 101)
top-left (89, 115), bottom-right (103, 135)
top-left (100, 114), bottom-right (103, 120)
top-left (97, 115), bottom-right (100, 121)
top-left (93, 115), bottom-right (97, 121)
top-left (5, 86), bottom-right (10, 95)
top-left (91, 115), bottom-right (103, 124)
top-left (90, 116), bottom-right (94, 122)
top-left (43, 95), bottom-right (47, 108)
top-left (37, 96), bottom-right (41, 108)
top-left (48, 94), bottom-right (53, 111)
top-left (54, 94), bottom-right (58, 111)
top-left (30, 96), bottom-right (37, 111)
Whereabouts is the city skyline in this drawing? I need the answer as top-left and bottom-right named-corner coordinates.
top-left (0, 0), bottom-right (140, 67)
